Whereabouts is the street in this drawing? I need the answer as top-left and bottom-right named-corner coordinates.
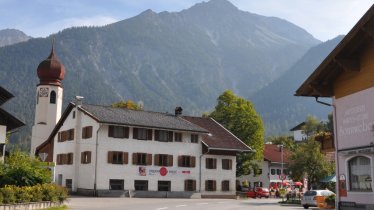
top-left (67, 197), bottom-right (319, 210)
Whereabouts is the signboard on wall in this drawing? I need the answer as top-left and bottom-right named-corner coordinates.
top-left (138, 166), bottom-right (191, 176)
top-left (339, 174), bottom-right (347, 197)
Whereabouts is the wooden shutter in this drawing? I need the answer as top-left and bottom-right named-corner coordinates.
top-left (213, 159), bottom-right (217, 169)
top-left (123, 152), bottom-right (128, 164)
top-left (213, 180), bottom-right (216, 191)
top-left (191, 156), bottom-right (196, 168)
top-left (58, 132), bottom-right (61, 142)
top-left (229, 159), bottom-right (232, 170)
top-left (70, 129), bottom-right (75, 140)
top-left (147, 129), bottom-right (152, 140)
top-left (178, 156), bottom-right (182, 167)
top-left (68, 153), bottom-right (73, 164)
top-left (184, 180), bottom-right (188, 191)
top-left (205, 158), bottom-right (209, 169)
top-left (133, 128), bottom-right (138, 139)
top-left (124, 127), bottom-right (129, 138)
top-left (132, 153), bottom-right (138, 165)
top-left (205, 180), bottom-right (209, 191)
top-left (155, 130), bottom-right (159, 141)
top-left (86, 126), bottom-right (92, 138)
top-left (108, 126), bottom-right (114, 137)
top-left (81, 152), bottom-right (84, 164)
top-left (146, 153), bottom-right (152, 165)
top-left (192, 180), bottom-right (196, 191)
top-left (168, 131), bottom-right (173, 142)
top-left (154, 154), bottom-right (160, 166)
top-left (168, 155), bottom-right (173, 167)
top-left (108, 151), bottom-right (113, 163)
top-left (57, 154), bottom-right (61, 165)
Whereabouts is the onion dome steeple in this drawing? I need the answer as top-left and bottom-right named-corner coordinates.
top-left (37, 41), bottom-right (65, 86)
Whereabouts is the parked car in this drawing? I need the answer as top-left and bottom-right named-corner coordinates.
top-left (247, 187), bottom-right (270, 198)
top-left (301, 190), bottom-right (335, 209)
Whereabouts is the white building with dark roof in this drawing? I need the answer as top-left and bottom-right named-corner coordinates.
top-left (33, 47), bottom-right (251, 198)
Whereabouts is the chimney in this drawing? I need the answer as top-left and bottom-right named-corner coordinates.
top-left (175, 107), bottom-right (183, 116)
top-left (75, 96), bottom-right (84, 106)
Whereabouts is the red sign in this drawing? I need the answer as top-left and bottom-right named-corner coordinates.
top-left (160, 167), bottom-right (168, 176)
top-left (339, 175), bottom-right (347, 197)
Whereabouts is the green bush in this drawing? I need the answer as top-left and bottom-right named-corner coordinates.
top-left (0, 184), bottom-right (67, 204)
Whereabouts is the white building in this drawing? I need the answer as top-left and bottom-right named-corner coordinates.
top-left (33, 47), bottom-right (251, 198)
top-left (237, 144), bottom-right (292, 189)
top-left (290, 122), bottom-right (307, 142)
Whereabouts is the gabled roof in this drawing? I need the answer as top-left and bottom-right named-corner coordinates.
top-left (81, 104), bottom-right (207, 133)
top-left (295, 4), bottom-right (374, 97)
top-left (182, 116), bottom-right (251, 152)
top-left (0, 86), bottom-right (13, 106)
top-left (264, 144), bottom-right (290, 164)
top-left (290, 122), bottom-right (305, 131)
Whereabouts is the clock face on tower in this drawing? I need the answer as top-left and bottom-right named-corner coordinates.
top-left (39, 87), bottom-right (49, 97)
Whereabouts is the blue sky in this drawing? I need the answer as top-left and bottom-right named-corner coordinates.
top-left (0, 0), bottom-right (372, 41)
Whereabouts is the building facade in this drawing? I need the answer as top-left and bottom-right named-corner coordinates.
top-left (296, 5), bottom-right (374, 210)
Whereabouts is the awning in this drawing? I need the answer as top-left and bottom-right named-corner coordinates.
top-left (320, 174), bottom-right (336, 183)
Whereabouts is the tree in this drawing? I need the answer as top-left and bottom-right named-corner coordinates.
top-left (0, 151), bottom-right (52, 187)
top-left (111, 100), bottom-right (142, 110)
top-left (266, 135), bottom-right (296, 152)
top-left (209, 90), bottom-right (265, 176)
top-left (287, 138), bottom-right (335, 189)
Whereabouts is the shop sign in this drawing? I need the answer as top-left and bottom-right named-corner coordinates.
top-left (138, 166), bottom-right (191, 176)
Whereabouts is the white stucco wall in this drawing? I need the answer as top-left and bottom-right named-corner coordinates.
top-left (0, 125), bottom-right (6, 144)
top-left (293, 130), bottom-right (306, 142)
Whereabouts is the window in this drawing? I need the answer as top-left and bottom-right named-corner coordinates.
top-left (205, 180), bottom-right (216, 191)
top-left (349, 156), bottom-right (372, 191)
top-left (57, 153), bottom-right (73, 165)
top-left (58, 129), bottom-right (74, 142)
top-left (50, 91), bottom-right (56, 104)
top-left (107, 151), bottom-right (128, 164)
top-left (178, 155), bottom-right (196, 168)
top-left (133, 153), bottom-right (152, 165)
top-left (222, 180), bottom-right (230, 191)
top-left (191, 134), bottom-right (198, 143)
top-left (66, 179), bottom-right (72, 190)
top-left (155, 130), bottom-right (173, 142)
top-left (271, 169), bottom-right (275, 175)
top-left (184, 180), bottom-right (196, 191)
top-left (72, 111), bottom-right (75, 119)
top-left (174, 133), bottom-right (182, 142)
top-left (82, 126), bottom-right (93, 139)
top-left (108, 126), bottom-right (129, 138)
top-left (134, 180), bottom-right (148, 191)
top-left (133, 128), bottom-right (152, 140)
top-left (206, 158), bottom-right (217, 169)
top-left (158, 181), bottom-right (171, 191)
top-left (222, 159), bottom-right (232, 170)
top-left (277, 169), bottom-right (281, 175)
top-left (154, 154), bottom-right (173, 166)
top-left (109, 179), bottom-right (124, 190)
top-left (81, 151), bottom-right (91, 164)
top-left (257, 169), bottom-right (263, 175)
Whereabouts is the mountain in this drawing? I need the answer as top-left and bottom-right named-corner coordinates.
top-left (250, 36), bottom-right (344, 136)
top-left (0, 29), bottom-right (31, 47)
top-left (0, 0), bottom-right (320, 148)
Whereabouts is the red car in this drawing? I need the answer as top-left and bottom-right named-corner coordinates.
top-left (247, 187), bottom-right (270, 198)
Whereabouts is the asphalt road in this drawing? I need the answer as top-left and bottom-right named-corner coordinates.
top-left (67, 197), bottom-right (319, 210)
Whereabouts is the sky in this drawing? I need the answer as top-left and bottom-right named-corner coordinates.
top-left (0, 0), bottom-right (372, 41)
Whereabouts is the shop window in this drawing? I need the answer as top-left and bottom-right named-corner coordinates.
top-left (184, 180), bottom-right (196, 191)
top-left (158, 181), bottom-right (171, 191)
top-left (271, 169), bottom-right (275, 175)
top-left (174, 133), bottom-right (182, 142)
top-left (222, 180), bottom-right (230, 191)
top-left (191, 134), bottom-right (198, 143)
top-left (178, 155), bottom-right (196, 168)
top-left (109, 179), bottom-right (124, 190)
top-left (134, 180), bottom-right (148, 191)
top-left (206, 158), bottom-right (217, 169)
top-left (348, 156), bottom-right (372, 191)
top-left (205, 180), bottom-right (216, 191)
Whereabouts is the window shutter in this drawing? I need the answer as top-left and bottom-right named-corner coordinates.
top-left (154, 154), bottom-right (159, 166)
top-left (68, 153), bottom-right (73, 164)
top-left (124, 127), bottom-right (129, 138)
top-left (81, 152), bottom-right (84, 164)
top-left (62, 154), bottom-right (68, 164)
top-left (213, 159), bottom-right (217, 169)
top-left (133, 128), bottom-right (138, 139)
top-left (87, 151), bottom-right (91, 163)
top-left (168, 131), bottom-right (173, 142)
top-left (108, 151), bottom-right (113, 163)
top-left (146, 154), bottom-right (152, 165)
top-left (192, 180), bottom-right (196, 191)
top-left (168, 155), bottom-right (173, 167)
top-left (82, 127), bottom-right (86, 139)
top-left (122, 152), bottom-right (128, 164)
top-left (178, 156), bottom-right (182, 167)
top-left (155, 130), bottom-right (159, 141)
top-left (58, 132), bottom-right (61, 142)
top-left (229, 159), bottom-right (232, 170)
top-left (108, 126), bottom-right (114, 137)
top-left (184, 180), bottom-right (188, 191)
top-left (70, 129), bottom-right (75, 140)
top-left (147, 129), bottom-right (152, 140)
top-left (132, 153), bottom-right (138, 165)
top-left (205, 158), bottom-right (209, 169)
top-left (205, 180), bottom-right (208, 191)
top-left (191, 156), bottom-right (196, 168)
top-left (213, 180), bottom-right (216, 191)
top-left (87, 126), bottom-right (93, 138)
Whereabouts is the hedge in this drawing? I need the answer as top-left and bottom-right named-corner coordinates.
top-left (0, 184), bottom-right (67, 204)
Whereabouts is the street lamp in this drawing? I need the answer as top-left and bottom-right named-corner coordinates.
top-left (277, 144), bottom-right (284, 187)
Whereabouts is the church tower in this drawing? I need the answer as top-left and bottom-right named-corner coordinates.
top-left (31, 44), bottom-right (65, 155)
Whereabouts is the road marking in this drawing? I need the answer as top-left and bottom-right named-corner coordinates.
top-left (176, 205), bottom-right (187, 208)
top-left (217, 201), bottom-right (229, 204)
top-left (156, 207), bottom-right (168, 210)
top-left (196, 203), bottom-right (209, 205)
